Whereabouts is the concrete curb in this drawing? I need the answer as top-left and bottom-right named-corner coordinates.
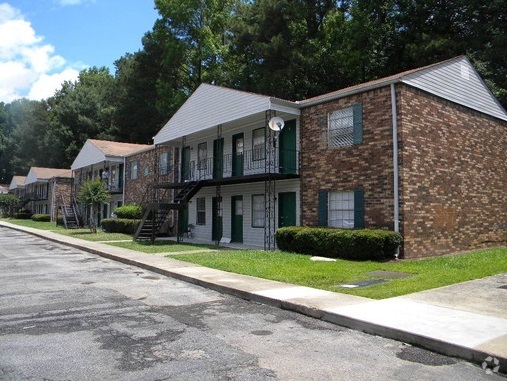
top-left (1, 221), bottom-right (505, 374)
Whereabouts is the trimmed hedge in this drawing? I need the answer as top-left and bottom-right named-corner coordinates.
top-left (31, 214), bottom-right (51, 222)
top-left (275, 226), bottom-right (402, 261)
top-left (113, 204), bottom-right (143, 219)
top-left (101, 218), bottom-right (141, 234)
top-left (13, 212), bottom-right (32, 219)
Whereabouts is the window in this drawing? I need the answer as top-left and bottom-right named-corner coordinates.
top-left (329, 191), bottom-right (355, 228)
top-left (197, 142), bottom-right (207, 170)
top-left (252, 128), bottom-right (265, 161)
top-left (318, 189), bottom-right (364, 229)
top-left (196, 197), bottom-right (206, 225)
top-left (252, 194), bottom-right (265, 227)
top-left (159, 151), bottom-right (170, 175)
top-left (328, 103), bottom-right (362, 148)
top-left (129, 160), bottom-right (139, 180)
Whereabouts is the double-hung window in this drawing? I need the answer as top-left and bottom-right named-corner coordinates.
top-left (197, 142), bottom-right (207, 171)
top-left (318, 189), bottom-right (364, 229)
top-left (328, 103), bottom-right (363, 148)
top-left (159, 151), bottom-right (170, 175)
top-left (129, 160), bottom-right (139, 180)
top-left (252, 128), bottom-right (265, 161)
top-left (196, 197), bottom-right (206, 225)
top-left (252, 194), bottom-right (265, 227)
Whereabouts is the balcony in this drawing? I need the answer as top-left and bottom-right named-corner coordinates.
top-left (169, 148), bottom-right (300, 186)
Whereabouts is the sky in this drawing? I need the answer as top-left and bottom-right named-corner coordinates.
top-left (0, 0), bottom-right (159, 103)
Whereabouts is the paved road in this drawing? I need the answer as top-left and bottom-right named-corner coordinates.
top-left (0, 227), bottom-right (502, 380)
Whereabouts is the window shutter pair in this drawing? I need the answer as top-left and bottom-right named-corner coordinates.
top-left (317, 189), bottom-right (364, 228)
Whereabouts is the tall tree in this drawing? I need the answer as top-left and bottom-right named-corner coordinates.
top-left (45, 67), bottom-right (118, 168)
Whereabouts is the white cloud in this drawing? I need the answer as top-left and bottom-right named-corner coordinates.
top-left (0, 3), bottom-right (83, 103)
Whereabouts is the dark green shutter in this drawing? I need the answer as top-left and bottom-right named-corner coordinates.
top-left (354, 189), bottom-right (364, 228)
top-left (318, 190), bottom-right (328, 226)
top-left (353, 103), bottom-right (363, 145)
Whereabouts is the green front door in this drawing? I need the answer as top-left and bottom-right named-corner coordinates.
top-left (212, 197), bottom-right (223, 241)
top-left (279, 119), bottom-right (297, 174)
top-left (182, 146), bottom-right (191, 181)
top-left (231, 195), bottom-right (243, 242)
top-left (213, 138), bottom-right (224, 179)
top-left (278, 192), bottom-right (296, 228)
top-left (178, 205), bottom-right (189, 235)
top-left (232, 133), bottom-right (244, 177)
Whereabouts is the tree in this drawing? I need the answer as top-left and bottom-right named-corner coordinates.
top-left (0, 194), bottom-right (19, 217)
top-left (77, 180), bottom-right (111, 233)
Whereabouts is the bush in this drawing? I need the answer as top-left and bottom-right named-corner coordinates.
top-left (13, 210), bottom-right (32, 219)
top-left (101, 218), bottom-right (141, 234)
top-left (113, 204), bottom-right (143, 219)
top-left (31, 214), bottom-right (51, 222)
top-left (275, 226), bottom-right (402, 261)
top-left (56, 216), bottom-right (65, 226)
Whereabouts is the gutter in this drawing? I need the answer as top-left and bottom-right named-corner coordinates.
top-left (390, 84), bottom-right (400, 257)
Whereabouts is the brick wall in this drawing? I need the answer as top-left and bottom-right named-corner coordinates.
top-left (398, 85), bottom-right (507, 258)
top-left (51, 178), bottom-right (72, 221)
top-left (300, 85), bottom-right (395, 232)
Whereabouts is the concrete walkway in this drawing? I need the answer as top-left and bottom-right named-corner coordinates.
top-left (1, 220), bottom-right (505, 374)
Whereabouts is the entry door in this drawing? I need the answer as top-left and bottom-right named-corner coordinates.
top-left (182, 146), bottom-right (191, 181)
top-left (213, 138), bottom-right (224, 179)
top-left (178, 205), bottom-right (189, 235)
top-left (212, 197), bottom-right (223, 241)
top-left (278, 192), bottom-right (296, 228)
top-left (279, 119), bottom-right (297, 174)
top-left (231, 196), bottom-right (243, 242)
top-left (232, 133), bottom-right (244, 177)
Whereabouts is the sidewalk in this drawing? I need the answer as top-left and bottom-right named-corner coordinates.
top-left (1, 220), bottom-right (506, 374)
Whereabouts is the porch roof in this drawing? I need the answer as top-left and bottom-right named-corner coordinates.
top-left (153, 84), bottom-right (300, 145)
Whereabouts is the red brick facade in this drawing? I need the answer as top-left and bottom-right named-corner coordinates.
top-left (300, 83), bottom-right (507, 258)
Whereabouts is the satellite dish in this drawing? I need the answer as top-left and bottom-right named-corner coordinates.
top-left (268, 116), bottom-right (285, 132)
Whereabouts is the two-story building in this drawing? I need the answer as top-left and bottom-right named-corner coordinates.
top-left (22, 167), bottom-right (73, 220)
top-left (71, 139), bottom-right (152, 224)
top-left (131, 56), bottom-right (507, 258)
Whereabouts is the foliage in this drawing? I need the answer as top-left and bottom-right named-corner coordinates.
top-left (12, 211), bottom-right (32, 219)
top-left (113, 204), bottom-right (143, 219)
top-left (0, 194), bottom-right (20, 208)
top-left (77, 180), bottom-right (111, 233)
top-left (101, 218), bottom-right (141, 234)
top-left (275, 226), bottom-right (402, 260)
top-left (31, 214), bottom-right (51, 222)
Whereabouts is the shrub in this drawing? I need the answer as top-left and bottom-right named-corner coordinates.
top-left (31, 214), bottom-right (51, 222)
top-left (101, 218), bottom-right (141, 234)
top-left (13, 209), bottom-right (32, 219)
top-left (56, 216), bottom-right (65, 226)
top-left (113, 204), bottom-right (143, 219)
top-left (275, 226), bottom-right (402, 261)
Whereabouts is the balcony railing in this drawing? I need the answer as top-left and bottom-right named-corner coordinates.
top-left (180, 148), bottom-right (300, 182)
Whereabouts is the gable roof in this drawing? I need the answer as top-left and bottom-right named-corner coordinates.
top-left (25, 167), bottom-right (72, 185)
top-left (0, 184), bottom-right (9, 194)
top-left (8, 176), bottom-right (26, 190)
top-left (299, 56), bottom-right (507, 122)
top-left (71, 139), bottom-right (152, 170)
top-left (154, 83), bottom-right (300, 144)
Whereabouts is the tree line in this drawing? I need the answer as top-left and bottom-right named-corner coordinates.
top-left (1, 0), bottom-right (505, 183)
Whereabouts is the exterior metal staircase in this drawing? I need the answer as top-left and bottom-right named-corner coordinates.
top-left (61, 196), bottom-right (80, 229)
top-left (133, 180), bottom-right (204, 243)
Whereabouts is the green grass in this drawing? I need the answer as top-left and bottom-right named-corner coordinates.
top-left (107, 240), bottom-right (228, 253)
top-left (1, 218), bottom-right (132, 242)
top-left (171, 248), bottom-right (507, 299)
top-left (4, 217), bottom-right (507, 299)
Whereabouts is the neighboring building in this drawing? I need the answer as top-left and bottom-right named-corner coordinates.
top-left (71, 139), bottom-right (152, 225)
top-left (8, 176), bottom-right (26, 201)
top-left (133, 56), bottom-right (507, 258)
top-left (23, 167), bottom-right (73, 221)
top-left (299, 56), bottom-right (507, 258)
top-left (0, 184), bottom-right (9, 194)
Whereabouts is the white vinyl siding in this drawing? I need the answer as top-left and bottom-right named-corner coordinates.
top-left (328, 191), bottom-right (355, 228)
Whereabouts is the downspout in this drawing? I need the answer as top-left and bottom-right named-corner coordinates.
top-left (390, 83), bottom-right (400, 258)
top-left (122, 156), bottom-right (126, 205)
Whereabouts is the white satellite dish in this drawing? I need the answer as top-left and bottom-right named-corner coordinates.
top-left (268, 116), bottom-right (285, 132)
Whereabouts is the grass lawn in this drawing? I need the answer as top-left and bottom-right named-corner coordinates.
top-left (1, 219), bottom-right (132, 242)
top-left (171, 247), bottom-right (507, 299)
top-left (107, 240), bottom-right (229, 253)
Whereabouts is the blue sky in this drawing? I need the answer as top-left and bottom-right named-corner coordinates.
top-left (0, 0), bottom-right (159, 103)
